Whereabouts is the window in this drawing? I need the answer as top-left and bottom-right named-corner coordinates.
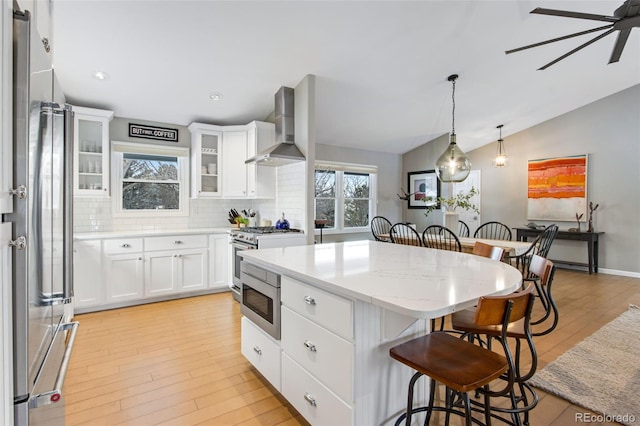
top-left (112, 141), bottom-right (189, 216)
top-left (314, 162), bottom-right (377, 233)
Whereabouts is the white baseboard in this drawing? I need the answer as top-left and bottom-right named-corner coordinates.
top-left (598, 268), bottom-right (640, 279)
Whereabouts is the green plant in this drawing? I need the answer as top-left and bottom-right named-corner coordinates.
top-left (423, 186), bottom-right (480, 217)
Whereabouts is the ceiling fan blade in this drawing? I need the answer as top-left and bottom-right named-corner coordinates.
top-left (531, 7), bottom-right (618, 23)
top-left (505, 25), bottom-right (613, 54)
top-left (538, 28), bottom-right (616, 70)
top-left (609, 28), bottom-right (631, 63)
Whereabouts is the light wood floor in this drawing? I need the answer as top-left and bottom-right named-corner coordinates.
top-left (61, 269), bottom-right (640, 426)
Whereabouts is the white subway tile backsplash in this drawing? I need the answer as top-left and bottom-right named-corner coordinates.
top-left (73, 162), bottom-right (309, 234)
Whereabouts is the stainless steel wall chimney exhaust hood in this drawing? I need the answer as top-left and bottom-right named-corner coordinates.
top-left (245, 86), bottom-right (306, 166)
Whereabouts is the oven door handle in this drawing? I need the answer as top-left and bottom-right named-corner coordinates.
top-left (230, 241), bottom-right (256, 250)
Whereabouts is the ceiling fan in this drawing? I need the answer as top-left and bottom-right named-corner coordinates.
top-left (506, 0), bottom-right (640, 70)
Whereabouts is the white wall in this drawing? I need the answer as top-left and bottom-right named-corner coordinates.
top-left (403, 84), bottom-right (640, 275)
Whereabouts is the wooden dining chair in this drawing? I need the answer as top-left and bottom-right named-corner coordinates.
top-left (506, 224), bottom-right (559, 298)
top-left (389, 223), bottom-right (423, 247)
top-left (472, 241), bottom-right (505, 261)
top-left (422, 225), bottom-right (461, 252)
top-left (390, 285), bottom-right (535, 426)
top-left (370, 216), bottom-right (393, 242)
top-left (474, 221), bottom-right (512, 241)
top-left (458, 220), bottom-right (470, 237)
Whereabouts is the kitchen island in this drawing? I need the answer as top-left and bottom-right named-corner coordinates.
top-left (240, 241), bottom-right (522, 425)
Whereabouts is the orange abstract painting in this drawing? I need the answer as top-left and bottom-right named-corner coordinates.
top-left (527, 155), bottom-right (588, 221)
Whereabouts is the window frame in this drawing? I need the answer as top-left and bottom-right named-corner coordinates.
top-left (314, 161), bottom-right (377, 234)
top-left (111, 141), bottom-right (189, 217)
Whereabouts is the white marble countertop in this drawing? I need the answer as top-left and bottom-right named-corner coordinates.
top-left (241, 240), bottom-right (523, 319)
top-left (74, 227), bottom-right (232, 240)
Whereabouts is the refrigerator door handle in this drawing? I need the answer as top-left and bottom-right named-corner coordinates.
top-left (28, 321), bottom-right (79, 409)
top-left (34, 105), bottom-right (74, 307)
top-left (62, 105), bottom-right (74, 301)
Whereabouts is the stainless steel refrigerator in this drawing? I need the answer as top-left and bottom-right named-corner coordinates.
top-left (4, 7), bottom-right (78, 426)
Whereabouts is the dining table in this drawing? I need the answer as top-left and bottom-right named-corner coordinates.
top-left (379, 232), bottom-right (532, 257)
top-left (458, 237), bottom-right (532, 256)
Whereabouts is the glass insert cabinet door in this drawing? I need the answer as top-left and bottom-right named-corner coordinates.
top-left (188, 122), bottom-right (223, 198)
top-left (199, 133), bottom-right (220, 195)
top-left (72, 106), bottom-right (114, 197)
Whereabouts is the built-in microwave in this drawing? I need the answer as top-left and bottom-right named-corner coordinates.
top-left (240, 261), bottom-right (281, 340)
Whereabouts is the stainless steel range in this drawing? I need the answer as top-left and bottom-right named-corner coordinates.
top-left (229, 227), bottom-right (306, 301)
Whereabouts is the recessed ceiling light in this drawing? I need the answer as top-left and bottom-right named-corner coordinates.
top-left (93, 71), bottom-right (109, 81)
top-left (209, 92), bottom-right (223, 101)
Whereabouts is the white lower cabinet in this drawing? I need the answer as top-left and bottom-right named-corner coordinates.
top-left (145, 248), bottom-right (208, 297)
top-left (177, 248), bottom-right (208, 292)
top-left (74, 232), bottom-right (228, 312)
top-left (209, 234), bottom-right (229, 289)
top-left (241, 317), bottom-right (281, 391)
top-left (104, 253), bottom-right (144, 302)
top-left (144, 251), bottom-right (177, 296)
top-left (278, 275), bottom-right (355, 425)
top-left (281, 353), bottom-right (353, 426)
top-left (281, 306), bottom-right (353, 402)
top-left (73, 240), bottom-right (104, 308)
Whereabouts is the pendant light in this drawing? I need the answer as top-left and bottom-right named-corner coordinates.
top-left (435, 74), bottom-right (471, 183)
top-left (493, 124), bottom-right (508, 168)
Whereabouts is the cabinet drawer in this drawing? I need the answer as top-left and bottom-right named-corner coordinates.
top-left (144, 235), bottom-right (207, 251)
top-left (281, 353), bottom-right (353, 426)
top-left (281, 276), bottom-right (353, 339)
top-left (103, 238), bottom-right (143, 254)
top-left (241, 317), bottom-right (281, 391)
top-left (281, 307), bottom-right (353, 402)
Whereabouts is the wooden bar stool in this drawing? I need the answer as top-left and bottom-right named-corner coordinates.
top-left (390, 285), bottom-right (534, 426)
top-left (451, 256), bottom-right (557, 425)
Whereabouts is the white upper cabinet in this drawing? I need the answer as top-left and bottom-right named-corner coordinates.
top-left (222, 128), bottom-right (249, 198)
top-left (189, 121), bottom-right (275, 199)
top-left (72, 106), bottom-right (114, 197)
top-left (246, 121), bottom-right (276, 199)
top-left (189, 122), bottom-right (222, 198)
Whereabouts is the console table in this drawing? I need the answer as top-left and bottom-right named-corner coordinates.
top-left (513, 227), bottom-right (604, 274)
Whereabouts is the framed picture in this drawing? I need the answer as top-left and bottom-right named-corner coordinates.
top-left (407, 170), bottom-right (441, 209)
top-left (527, 154), bottom-right (588, 221)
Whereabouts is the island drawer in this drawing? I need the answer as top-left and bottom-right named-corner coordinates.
top-left (281, 353), bottom-right (353, 426)
top-left (241, 317), bottom-right (281, 391)
top-left (144, 235), bottom-right (208, 251)
top-left (281, 276), bottom-right (353, 340)
top-left (103, 238), bottom-right (143, 254)
top-left (281, 306), bottom-right (353, 403)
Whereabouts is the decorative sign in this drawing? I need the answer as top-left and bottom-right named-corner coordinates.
top-left (129, 123), bottom-right (178, 142)
top-left (527, 154), bottom-right (588, 221)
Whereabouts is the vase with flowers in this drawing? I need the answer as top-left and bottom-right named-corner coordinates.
top-left (423, 186), bottom-right (480, 235)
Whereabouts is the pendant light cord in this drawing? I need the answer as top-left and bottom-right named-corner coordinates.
top-left (451, 79), bottom-right (456, 135)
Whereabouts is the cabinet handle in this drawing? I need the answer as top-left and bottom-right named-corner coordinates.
top-left (137, 257), bottom-right (142, 261)
top-left (303, 296), bottom-right (316, 305)
top-left (303, 340), bottom-right (317, 352)
top-left (103, 187), bottom-right (108, 191)
top-left (120, 243), bottom-right (131, 248)
top-left (253, 346), bottom-right (262, 355)
top-left (173, 240), bottom-right (183, 244)
top-left (9, 185), bottom-right (27, 199)
top-left (304, 393), bottom-right (317, 407)
top-left (9, 236), bottom-right (27, 250)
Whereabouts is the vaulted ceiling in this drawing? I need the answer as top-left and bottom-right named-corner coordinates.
top-left (52, 1), bottom-right (639, 154)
